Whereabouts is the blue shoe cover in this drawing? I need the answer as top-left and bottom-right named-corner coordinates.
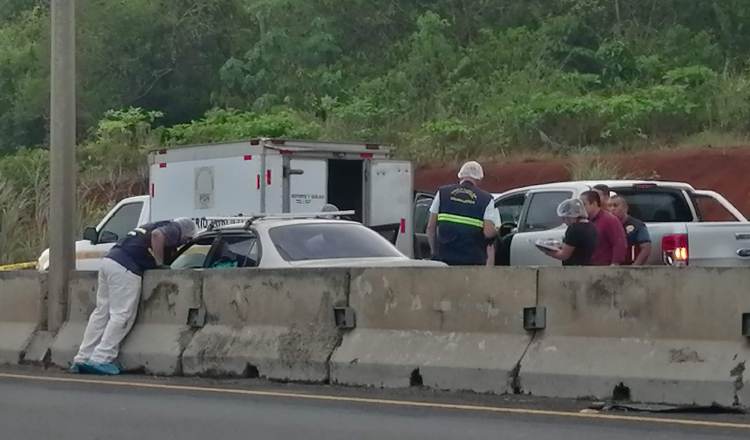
top-left (84, 362), bottom-right (121, 376)
top-left (68, 362), bottom-right (85, 374)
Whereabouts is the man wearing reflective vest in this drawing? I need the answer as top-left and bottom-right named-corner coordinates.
top-left (427, 161), bottom-right (499, 265)
top-left (71, 218), bottom-right (198, 375)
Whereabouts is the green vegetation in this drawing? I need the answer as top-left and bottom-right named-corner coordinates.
top-left (4, 0), bottom-right (750, 262)
top-left (566, 156), bottom-right (623, 181)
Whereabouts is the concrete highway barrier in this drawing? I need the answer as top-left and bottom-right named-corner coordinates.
top-left (181, 268), bottom-right (348, 381)
top-left (0, 272), bottom-right (44, 364)
top-left (119, 270), bottom-right (203, 375)
top-left (330, 267), bottom-right (538, 394)
top-left (520, 267), bottom-right (750, 406)
top-left (50, 271), bottom-right (100, 368)
top-left (7, 265), bottom-right (750, 407)
top-left (50, 270), bottom-right (202, 375)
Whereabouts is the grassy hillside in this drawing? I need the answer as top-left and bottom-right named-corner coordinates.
top-left (3, 0), bottom-right (750, 263)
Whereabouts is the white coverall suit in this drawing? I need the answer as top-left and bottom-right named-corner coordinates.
top-left (72, 218), bottom-right (197, 370)
top-left (73, 258), bottom-right (141, 365)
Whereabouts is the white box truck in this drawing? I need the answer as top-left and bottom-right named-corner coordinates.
top-left (37, 138), bottom-right (415, 270)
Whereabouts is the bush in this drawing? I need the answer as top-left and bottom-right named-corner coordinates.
top-left (164, 109), bottom-right (322, 145)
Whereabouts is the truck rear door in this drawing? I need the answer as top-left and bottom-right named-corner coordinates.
top-left (685, 223), bottom-right (750, 266)
top-left (286, 158), bottom-right (328, 213)
top-left (364, 160), bottom-right (414, 257)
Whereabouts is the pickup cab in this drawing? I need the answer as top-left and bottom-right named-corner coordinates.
top-left (492, 180), bottom-right (750, 267)
top-left (37, 195), bottom-right (151, 271)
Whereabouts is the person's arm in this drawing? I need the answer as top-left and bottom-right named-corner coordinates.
top-left (150, 229), bottom-right (166, 266)
top-left (609, 217), bottom-right (628, 265)
top-left (633, 242), bottom-right (652, 265)
top-left (632, 225), bottom-right (652, 265)
top-left (427, 193), bottom-right (440, 257)
top-left (542, 244), bottom-right (575, 261)
top-left (483, 220), bottom-right (497, 239)
top-left (483, 200), bottom-right (499, 239)
top-left (427, 213), bottom-right (438, 257)
top-left (540, 224), bottom-right (576, 262)
top-left (150, 224), bottom-right (182, 267)
top-left (486, 244), bottom-right (495, 266)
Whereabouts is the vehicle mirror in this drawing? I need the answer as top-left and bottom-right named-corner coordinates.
top-left (83, 227), bottom-right (99, 244)
top-left (99, 230), bottom-right (119, 244)
top-left (499, 222), bottom-right (517, 237)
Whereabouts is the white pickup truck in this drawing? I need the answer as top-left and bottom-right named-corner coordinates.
top-left (491, 180), bottom-right (750, 267)
top-left (37, 195), bottom-right (151, 271)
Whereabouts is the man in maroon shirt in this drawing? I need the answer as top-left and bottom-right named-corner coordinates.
top-left (580, 191), bottom-right (627, 265)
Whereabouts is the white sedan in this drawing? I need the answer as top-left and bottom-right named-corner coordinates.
top-left (170, 218), bottom-right (446, 269)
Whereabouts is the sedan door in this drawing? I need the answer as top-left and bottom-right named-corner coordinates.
top-left (413, 192), bottom-right (435, 259)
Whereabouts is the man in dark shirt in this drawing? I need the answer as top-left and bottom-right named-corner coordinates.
top-left (609, 195), bottom-right (652, 265)
top-left (72, 218), bottom-right (198, 375)
top-left (539, 198), bottom-right (597, 266)
top-left (581, 190), bottom-right (628, 265)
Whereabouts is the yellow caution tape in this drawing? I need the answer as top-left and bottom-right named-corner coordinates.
top-left (0, 261), bottom-right (37, 271)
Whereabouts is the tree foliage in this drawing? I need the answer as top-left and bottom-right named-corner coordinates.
top-left (6, 0), bottom-right (750, 262)
top-left (3, 0), bottom-right (750, 155)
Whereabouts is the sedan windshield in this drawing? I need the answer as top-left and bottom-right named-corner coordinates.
top-left (269, 223), bottom-right (403, 261)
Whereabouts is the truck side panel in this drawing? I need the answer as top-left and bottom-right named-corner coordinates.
top-left (150, 156), bottom-right (261, 224)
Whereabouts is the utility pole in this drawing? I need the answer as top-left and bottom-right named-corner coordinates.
top-left (48, 0), bottom-right (76, 332)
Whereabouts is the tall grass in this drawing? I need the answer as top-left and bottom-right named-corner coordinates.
top-left (0, 171), bottom-right (143, 265)
top-left (566, 156), bottom-right (623, 180)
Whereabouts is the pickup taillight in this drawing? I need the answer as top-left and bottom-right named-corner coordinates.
top-left (662, 234), bottom-right (689, 266)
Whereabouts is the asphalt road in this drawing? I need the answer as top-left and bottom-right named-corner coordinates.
top-left (1, 371), bottom-right (748, 440)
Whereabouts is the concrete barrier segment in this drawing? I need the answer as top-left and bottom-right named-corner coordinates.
top-left (520, 267), bottom-right (750, 406)
top-left (49, 271), bottom-right (98, 368)
top-left (119, 270), bottom-right (203, 375)
top-left (330, 267), bottom-right (538, 393)
top-left (0, 271), bottom-right (44, 365)
top-left (181, 268), bottom-right (348, 382)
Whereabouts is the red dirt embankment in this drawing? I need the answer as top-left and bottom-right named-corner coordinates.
top-left (415, 148), bottom-right (750, 216)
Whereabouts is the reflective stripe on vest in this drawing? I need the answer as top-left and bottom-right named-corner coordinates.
top-left (437, 213), bottom-right (484, 228)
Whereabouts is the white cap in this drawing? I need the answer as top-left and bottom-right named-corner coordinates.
top-left (320, 203), bottom-right (340, 219)
top-left (556, 198), bottom-right (588, 219)
top-left (174, 217), bottom-right (199, 240)
top-left (457, 161), bottom-right (484, 181)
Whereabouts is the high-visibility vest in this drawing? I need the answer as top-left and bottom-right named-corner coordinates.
top-left (436, 181), bottom-right (492, 265)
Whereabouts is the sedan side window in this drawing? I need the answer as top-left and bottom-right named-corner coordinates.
top-left (520, 191), bottom-right (572, 232)
top-left (413, 194), bottom-right (434, 234)
top-left (495, 193), bottom-right (526, 225)
top-left (170, 237), bottom-right (215, 269)
top-left (206, 236), bottom-right (260, 269)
